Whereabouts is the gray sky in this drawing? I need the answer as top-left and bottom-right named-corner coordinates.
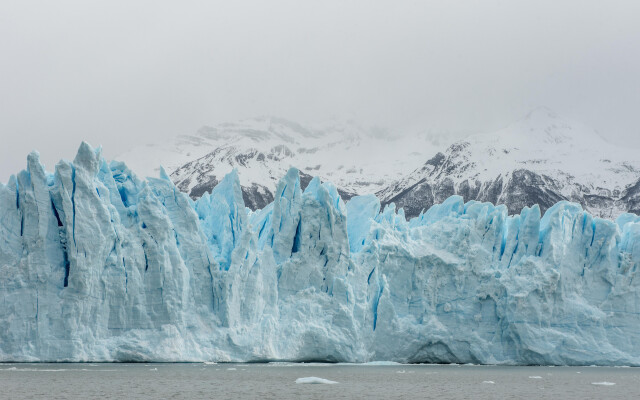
top-left (1, 0), bottom-right (639, 182)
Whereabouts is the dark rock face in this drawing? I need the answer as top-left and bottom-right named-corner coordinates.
top-left (379, 168), bottom-right (582, 219)
top-left (489, 170), bottom-right (566, 215)
top-left (382, 178), bottom-right (433, 218)
top-left (380, 168), bottom-right (640, 219)
top-left (299, 172), bottom-right (314, 192)
top-left (619, 178), bottom-right (640, 215)
top-left (241, 184), bottom-right (274, 211)
top-left (187, 176), bottom-right (219, 199)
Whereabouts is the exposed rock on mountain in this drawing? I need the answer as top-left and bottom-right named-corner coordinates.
top-left (118, 110), bottom-right (640, 219)
top-left (377, 109), bottom-right (640, 218)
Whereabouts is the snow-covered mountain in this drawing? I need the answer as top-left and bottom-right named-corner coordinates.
top-left (378, 108), bottom-right (640, 218)
top-left (118, 109), bottom-right (640, 219)
top-left (117, 117), bottom-right (444, 210)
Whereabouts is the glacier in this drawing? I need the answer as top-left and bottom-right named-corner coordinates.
top-left (0, 142), bottom-right (639, 365)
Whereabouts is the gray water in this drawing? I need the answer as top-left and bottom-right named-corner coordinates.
top-left (0, 363), bottom-right (638, 399)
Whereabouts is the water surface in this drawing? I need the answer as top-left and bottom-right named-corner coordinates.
top-left (0, 363), bottom-right (637, 399)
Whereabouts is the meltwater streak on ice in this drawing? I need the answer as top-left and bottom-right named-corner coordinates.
top-left (0, 142), bottom-right (639, 365)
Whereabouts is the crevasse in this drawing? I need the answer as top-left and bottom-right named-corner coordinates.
top-left (0, 142), bottom-right (638, 365)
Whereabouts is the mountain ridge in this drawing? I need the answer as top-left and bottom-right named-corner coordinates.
top-left (377, 108), bottom-right (640, 218)
top-left (116, 110), bottom-right (640, 219)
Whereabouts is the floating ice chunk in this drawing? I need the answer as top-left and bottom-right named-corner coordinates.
top-left (362, 361), bottom-right (401, 366)
top-left (528, 376), bottom-right (542, 379)
top-left (591, 382), bottom-right (616, 386)
top-left (295, 377), bottom-right (338, 384)
top-left (227, 368), bottom-right (237, 371)
top-left (482, 381), bottom-right (495, 384)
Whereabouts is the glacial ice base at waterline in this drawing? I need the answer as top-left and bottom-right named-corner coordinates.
top-left (0, 142), bottom-right (639, 365)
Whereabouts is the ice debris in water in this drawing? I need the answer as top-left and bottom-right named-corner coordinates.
top-left (296, 377), bottom-right (338, 384)
top-left (0, 142), bottom-right (640, 366)
top-left (591, 382), bottom-right (616, 386)
top-left (362, 361), bottom-right (401, 366)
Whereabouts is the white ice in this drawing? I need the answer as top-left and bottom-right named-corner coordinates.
top-left (295, 377), bottom-right (338, 384)
top-left (0, 142), bottom-right (639, 366)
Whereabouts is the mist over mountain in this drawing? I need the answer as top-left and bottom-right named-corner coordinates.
top-left (117, 109), bottom-right (640, 219)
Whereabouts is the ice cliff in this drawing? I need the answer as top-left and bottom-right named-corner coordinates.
top-left (0, 142), bottom-right (639, 365)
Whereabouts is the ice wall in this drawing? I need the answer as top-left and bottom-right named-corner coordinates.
top-left (0, 142), bottom-right (638, 365)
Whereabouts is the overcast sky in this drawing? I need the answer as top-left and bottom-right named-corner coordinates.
top-left (1, 0), bottom-right (639, 182)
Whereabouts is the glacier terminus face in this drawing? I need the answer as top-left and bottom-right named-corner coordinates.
top-left (0, 142), bottom-right (639, 365)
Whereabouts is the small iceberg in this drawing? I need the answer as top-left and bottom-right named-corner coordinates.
top-left (295, 377), bottom-right (338, 384)
top-left (482, 381), bottom-right (495, 384)
top-left (363, 361), bottom-right (401, 366)
top-left (528, 376), bottom-right (542, 379)
top-left (591, 382), bottom-right (616, 386)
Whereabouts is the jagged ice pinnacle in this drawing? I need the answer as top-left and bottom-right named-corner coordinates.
top-left (0, 142), bottom-right (639, 365)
